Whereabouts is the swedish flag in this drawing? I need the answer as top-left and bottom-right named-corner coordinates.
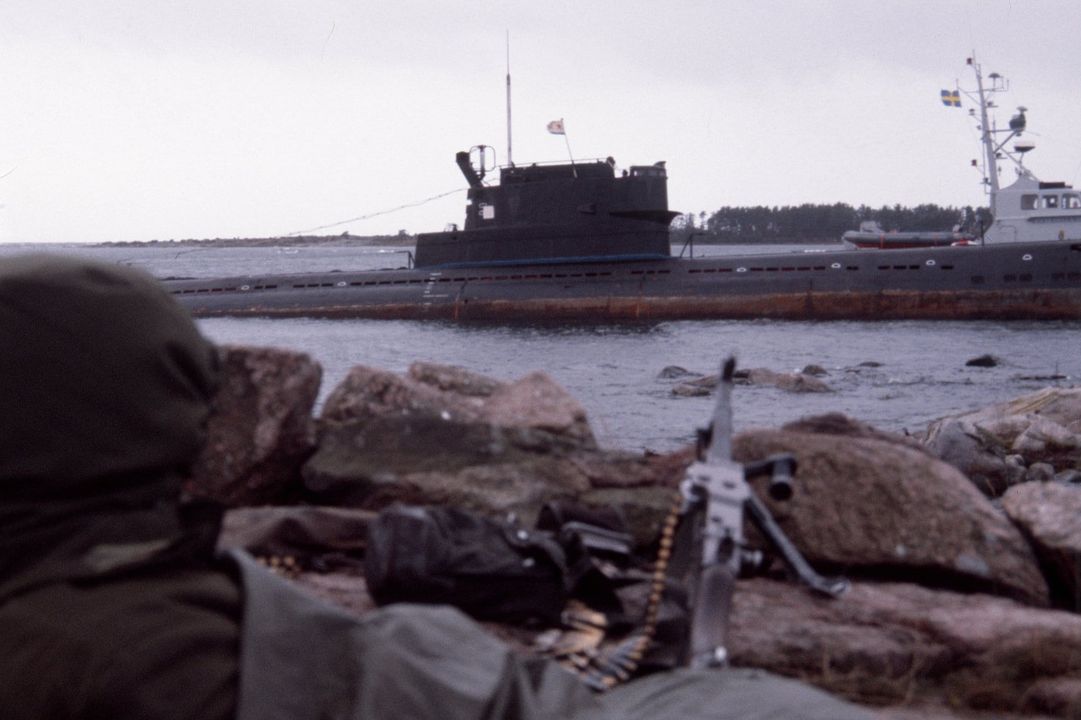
top-left (940, 89), bottom-right (961, 107)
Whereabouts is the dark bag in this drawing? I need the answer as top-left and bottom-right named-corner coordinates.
top-left (365, 505), bottom-right (569, 625)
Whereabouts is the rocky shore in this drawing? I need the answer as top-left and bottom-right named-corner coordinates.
top-left (193, 345), bottom-right (1081, 719)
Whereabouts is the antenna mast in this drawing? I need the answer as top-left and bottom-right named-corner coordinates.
top-left (506, 31), bottom-right (513, 167)
top-left (970, 55), bottom-right (1000, 204)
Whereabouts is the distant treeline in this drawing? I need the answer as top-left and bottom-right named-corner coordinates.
top-left (671, 203), bottom-right (989, 244)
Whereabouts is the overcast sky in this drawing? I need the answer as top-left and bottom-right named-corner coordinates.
top-left (1, 0), bottom-right (1079, 244)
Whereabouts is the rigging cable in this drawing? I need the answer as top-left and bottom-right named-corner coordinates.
top-left (284, 187), bottom-right (466, 237)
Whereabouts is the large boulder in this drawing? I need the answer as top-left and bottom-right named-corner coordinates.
top-left (304, 364), bottom-right (675, 528)
top-left (1002, 482), bottom-right (1081, 611)
top-left (305, 419), bottom-right (592, 524)
top-left (732, 424), bottom-right (1049, 606)
top-left (320, 362), bottom-right (596, 450)
top-left (730, 578), bottom-right (1081, 717)
top-left (304, 413), bottom-right (687, 538)
top-left (186, 345), bottom-right (321, 505)
top-left (920, 416), bottom-right (1017, 496)
top-left (925, 387), bottom-right (1081, 496)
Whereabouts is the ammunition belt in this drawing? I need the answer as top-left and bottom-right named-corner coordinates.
top-left (538, 489), bottom-right (684, 691)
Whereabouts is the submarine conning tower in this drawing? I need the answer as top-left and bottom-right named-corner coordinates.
top-left (413, 152), bottom-right (679, 269)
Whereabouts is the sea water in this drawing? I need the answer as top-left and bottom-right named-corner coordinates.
top-left (4, 242), bottom-right (1079, 451)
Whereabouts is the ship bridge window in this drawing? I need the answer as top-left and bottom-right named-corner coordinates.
top-left (479, 203), bottom-right (495, 220)
top-left (629, 166), bottom-right (666, 178)
top-left (1042, 195), bottom-right (1060, 209)
top-left (1064, 194), bottom-right (1081, 209)
top-left (1021, 194), bottom-right (1038, 210)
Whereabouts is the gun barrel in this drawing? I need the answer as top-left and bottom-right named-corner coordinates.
top-left (705, 357), bottom-right (737, 463)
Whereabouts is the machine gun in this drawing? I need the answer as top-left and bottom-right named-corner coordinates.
top-left (667, 357), bottom-right (848, 669)
top-left (539, 357), bottom-right (846, 688)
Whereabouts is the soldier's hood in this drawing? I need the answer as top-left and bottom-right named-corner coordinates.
top-left (0, 254), bottom-right (220, 599)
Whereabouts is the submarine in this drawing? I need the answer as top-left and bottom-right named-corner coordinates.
top-left (165, 59), bottom-right (1081, 322)
top-left (164, 147), bottom-right (1081, 322)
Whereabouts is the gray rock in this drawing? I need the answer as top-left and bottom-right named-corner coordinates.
top-left (733, 428), bottom-right (1049, 606)
top-left (304, 363), bottom-right (691, 531)
top-left (731, 577), bottom-right (1081, 715)
top-left (1056, 469), bottom-right (1081, 485)
top-left (1002, 482), bottom-right (1081, 611)
top-left (187, 345), bottom-right (321, 506)
top-left (801, 364), bottom-right (829, 377)
top-left (736, 367), bottom-right (833, 393)
top-left (925, 388), bottom-right (1081, 496)
top-left (303, 414), bottom-right (588, 517)
top-left (920, 418), bottom-right (1009, 496)
top-left (670, 372), bottom-right (719, 396)
top-left (407, 361), bottom-right (503, 397)
top-left (676, 368), bottom-right (833, 396)
top-left (303, 413), bottom-right (685, 534)
top-left (1004, 454), bottom-right (1029, 487)
top-left (781, 413), bottom-right (928, 453)
top-left (965, 354), bottom-right (1000, 367)
top-left (670, 382), bottom-right (713, 397)
top-left (657, 365), bottom-right (696, 379)
top-left (1025, 462), bottom-right (1056, 484)
top-left (484, 371), bottom-right (596, 449)
top-left (321, 363), bottom-right (596, 450)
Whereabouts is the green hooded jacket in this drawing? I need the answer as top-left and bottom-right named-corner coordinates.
top-left (0, 254), bottom-right (237, 720)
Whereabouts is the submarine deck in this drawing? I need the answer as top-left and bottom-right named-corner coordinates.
top-left (165, 241), bottom-right (1081, 322)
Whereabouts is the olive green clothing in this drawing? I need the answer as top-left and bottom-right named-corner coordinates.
top-left (0, 254), bottom-right (219, 602)
top-left (229, 548), bottom-right (601, 720)
top-left (230, 548), bottom-right (874, 720)
top-left (0, 253), bottom-right (217, 493)
top-left (0, 255), bottom-right (230, 720)
top-left (601, 667), bottom-right (876, 720)
top-left (0, 565), bottom-right (240, 720)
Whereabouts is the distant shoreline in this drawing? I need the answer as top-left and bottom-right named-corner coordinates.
top-left (89, 233), bottom-right (417, 249)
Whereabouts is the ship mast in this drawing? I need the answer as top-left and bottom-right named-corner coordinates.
top-left (506, 31), bottom-right (513, 168)
top-left (971, 56), bottom-right (1000, 210)
top-left (965, 54), bottom-right (1029, 218)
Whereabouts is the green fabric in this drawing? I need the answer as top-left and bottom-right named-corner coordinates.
top-left (231, 549), bottom-right (604, 720)
top-left (232, 550), bottom-right (875, 720)
top-left (0, 566), bottom-right (240, 720)
top-left (602, 667), bottom-right (875, 720)
top-left (0, 253), bottom-right (218, 493)
top-left (0, 254), bottom-right (219, 599)
top-left (0, 255), bottom-right (235, 720)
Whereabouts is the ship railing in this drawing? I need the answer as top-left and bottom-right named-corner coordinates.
top-left (678, 232), bottom-right (706, 259)
top-left (499, 157), bottom-right (611, 170)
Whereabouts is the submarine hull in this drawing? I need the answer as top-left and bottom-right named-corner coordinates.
top-left (166, 241), bottom-right (1081, 322)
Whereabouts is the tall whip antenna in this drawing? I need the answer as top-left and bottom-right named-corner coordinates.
top-left (506, 31), bottom-right (513, 167)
